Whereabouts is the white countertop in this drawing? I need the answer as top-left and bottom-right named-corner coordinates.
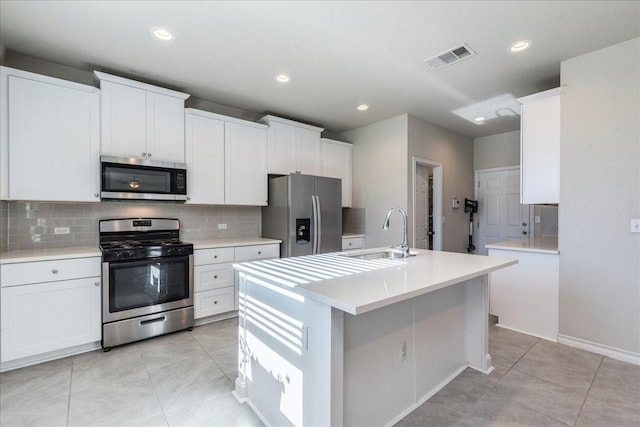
top-left (234, 248), bottom-right (517, 315)
top-left (0, 247), bottom-right (101, 264)
top-left (191, 237), bottom-right (281, 250)
top-left (485, 237), bottom-right (559, 254)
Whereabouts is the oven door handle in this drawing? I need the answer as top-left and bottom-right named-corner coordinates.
top-left (140, 316), bottom-right (166, 325)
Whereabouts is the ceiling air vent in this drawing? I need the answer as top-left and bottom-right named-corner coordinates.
top-left (424, 43), bottom-right (477, 70)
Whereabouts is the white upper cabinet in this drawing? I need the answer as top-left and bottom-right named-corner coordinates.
top-left (0, 67), bottom-right (100, 202)
top-left (185, 110), bottom-right (225, 204)
top-left (260, 115), bottom-right (324, 175)
top-left (185, 109), bottom-right (267, 206)
top-left (518, 88), bottom-right (561, 204)
top-left (225, 121), bottom-right (268, 206)
top-left (95, 71), bottom-right (189, 162)
top-left (321, 138), bottom-right (353, 207)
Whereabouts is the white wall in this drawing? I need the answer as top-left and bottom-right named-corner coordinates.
top-left (342, 115), bottom-right (408, 248)
top-left (473, 130), bottom-right (520, 171)
top-left (408, 115), bottom-right (474, 253)
top-left (559, 37), bottom-right (640, 355)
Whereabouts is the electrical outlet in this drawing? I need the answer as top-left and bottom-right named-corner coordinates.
top-left (37, 218), bottom-right (46, 226)
top-left (54, 227), bottom-right (70, 235)
top-left (535, 215), bottom-right (541, 224)
top-left (631, 219), bottom-right (640, 234)
top-left (218, 223), bottom-right (228, 230)
top-left (399, 341), bottom-right (407, 362)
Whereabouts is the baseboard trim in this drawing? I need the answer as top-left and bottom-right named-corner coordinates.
top-left (1, 341), bottom-right (101, 372)
top-left (495, 323), bottom-right (558, 343)
top-left (558, 334), bottom-right (640, 366)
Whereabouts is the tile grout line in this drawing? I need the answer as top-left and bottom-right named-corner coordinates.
top-left (572, 355), bottom-right (604, 427)
top-left (139, 345), bottom-right (172, 427)
top-left (66, 360), bottom-right (74, 427)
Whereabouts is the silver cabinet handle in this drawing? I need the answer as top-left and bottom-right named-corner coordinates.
top-left (522, 230), bottom-right (528, 235)
top-left (522, 222), bottom-right (528, 226)
top-left (258, 251), bottom-right (261, 255)
top-left (214, 275), bottom-right (218, 279)
top-left (94, 193), bottom-right (99, 198)
top-left (142, 152), bottom-right (146, 157)
top-left (51, 269), bottom-right (59, 274)
top-left (147, 153), bottom-right (152, 158)
top-left (94, 282), bottom-right (100, 287)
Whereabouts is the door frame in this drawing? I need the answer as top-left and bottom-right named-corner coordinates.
top-left (411, 156), bottom-right (443, 251)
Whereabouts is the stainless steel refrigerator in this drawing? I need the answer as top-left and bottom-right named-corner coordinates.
top-left (262, 174), bottom-right (342, 258)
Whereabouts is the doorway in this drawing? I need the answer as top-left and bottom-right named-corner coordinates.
top-left (412, 157), bottom-right (442, 251)
top-left (474, 167), bottom-right (531, 255)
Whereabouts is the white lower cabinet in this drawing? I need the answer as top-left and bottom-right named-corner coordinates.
top-left (0, 257), bottom-right (102, 364)
top-left (193, 243), bottom-right (280, 320)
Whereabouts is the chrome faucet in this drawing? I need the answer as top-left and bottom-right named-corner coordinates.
top-left (382, 207), bottom-right (411, 257)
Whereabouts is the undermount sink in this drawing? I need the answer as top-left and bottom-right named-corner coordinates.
top-left (341, 248), bottom-right (416, 260)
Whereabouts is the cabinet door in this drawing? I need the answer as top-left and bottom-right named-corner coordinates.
top-left (7, 76), bottom-right (100, 202)
top-left (267, 121), bottom-right (295, 174)
top-left (147, 92), bottom-right (186, 162)
top-left (1, 277), bottom-right (101, 362)
top-left (100, 80), bottom-right (147, 158)
top-left (321, 139), bottom-right (353, 207)
top-left (520, 93), bottom-right (560, 204)
top-left (225, 122), bottom-right (267, 205)
top-left (185, 112), bottom-right (225, 204)
top-left (293, 127), bottom-right (320, 175)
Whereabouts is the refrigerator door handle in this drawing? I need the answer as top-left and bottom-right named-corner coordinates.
top-left (315, 195), bottom-right (322, 253)
top-left (311, 195), bottom-right (319, 254)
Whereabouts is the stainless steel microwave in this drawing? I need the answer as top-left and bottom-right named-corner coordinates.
top-left (100, 156), bottom-right (187, 201)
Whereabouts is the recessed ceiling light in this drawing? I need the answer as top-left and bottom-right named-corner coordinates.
top-left (509, 40), bottom-right (532, 53)
top-left (151, 27), bottom-right (174, 41)
top-left (275, 74), bottom-right (291, 83)
top-left (357, 104), bottom-right (369, 111)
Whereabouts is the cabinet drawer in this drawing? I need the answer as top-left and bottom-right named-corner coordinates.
top-left (234, 244), bottom-right (279, 262)
top-left (342, 237), bottom-right (364, 251)
top-left (194, 263), bottom-right (233, 292)
top-left (194, 287), bottom-right (234, 319)
top-left (1, 257), bottom-right (101, 287)
top-left (194, 247), bottom-right (234, 266)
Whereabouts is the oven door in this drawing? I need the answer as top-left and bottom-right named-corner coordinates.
top-left (102, 254), bottom-right (194, 323)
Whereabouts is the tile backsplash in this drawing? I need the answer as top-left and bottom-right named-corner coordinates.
top-left (343, 207), bottom-right (366, 234)
top-left (4, 201), bottom-right (260, 251)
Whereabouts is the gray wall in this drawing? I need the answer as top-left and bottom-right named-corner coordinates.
top-left (343, 114), bottom-right (473, 253)
top-left (342, 115), bottom-right (408, 249)
top-left (473, 130), bottom-right (520, 171)
top-left (408, 115), bottom-right (474, 253)
top-left (559, 37), bottom-right (640, 354)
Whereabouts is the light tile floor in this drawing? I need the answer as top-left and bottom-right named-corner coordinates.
top-left (1, 320), bottom-right (638, 426)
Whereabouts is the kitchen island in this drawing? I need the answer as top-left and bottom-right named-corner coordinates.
top-left (233, 248), bottom-right (516, 426)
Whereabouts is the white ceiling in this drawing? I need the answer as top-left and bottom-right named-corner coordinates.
top-left (1, 1), bottom-right (638, 139)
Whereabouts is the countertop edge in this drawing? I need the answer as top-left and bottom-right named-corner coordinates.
top-left (191, 237), bottom-right (281, 250)
top-left (0, 247), bottom-right (101, 264)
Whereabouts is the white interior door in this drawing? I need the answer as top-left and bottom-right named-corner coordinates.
top-left (475, 168), bottom-right (530, 255)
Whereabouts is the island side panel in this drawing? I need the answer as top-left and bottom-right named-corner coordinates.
top-left (235, 272), bottom-right (336, 427)
top-left (465, 275), bottom-right (493, 373)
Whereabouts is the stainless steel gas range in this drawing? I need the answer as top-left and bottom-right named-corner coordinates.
top-left (99, 218), bottom-right (194, 350)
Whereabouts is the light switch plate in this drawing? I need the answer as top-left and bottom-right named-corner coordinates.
top-left (631, 219), bottom-right (640, 233)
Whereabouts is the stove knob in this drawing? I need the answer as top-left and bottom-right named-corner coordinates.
top-left (178, 247), bottom-right (188, 255)
top-left (128, 251), bottom-right (136, 258)
top-left (116, 252), bottom-right (124, 260)
top-left (167, 247), bottom-right (177, 256)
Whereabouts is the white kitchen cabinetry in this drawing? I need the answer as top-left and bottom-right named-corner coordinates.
top-left (95, 71), bottom-right (190, 162)
top-left (0, 67), bottom-right (100, 202)
top-left (321, 138), bottom-right (353, 207)
top-left (185, 110), bottom-right (225, 204)
top-left (260, 115), bottom-right (324, 175)
top-left (193, 243), bottom-right (279, 321)
top-left (518, 88), bottom-right (561, 204)
top-left (193, 247), bottom-right (235, 319)
top-left (488, 242), bottom-right (559, 341)
top-left (185, 109), bottom-right (268, 205)
top-left (0, 257), bottom-right (102, 365)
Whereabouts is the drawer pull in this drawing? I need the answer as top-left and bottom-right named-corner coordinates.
top-left (140, 316), bottom-right (166, 325)
top-left (94, 282), bottom-right (100, 287)
top-left (51, 269), bottom-right (59, 274)
top-left (258, 251), bottom-right (262, 255)
top-left (214, 300), bottom-right (218, 305)
top-left (214, 275), bottom-right (218, 279)
top-left (214, 255), bottom-right (218, 259)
